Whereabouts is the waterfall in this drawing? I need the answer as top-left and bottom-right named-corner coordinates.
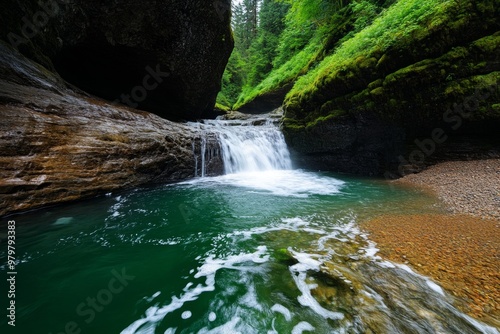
top-left (211, 119), bottom-right (292, 174)
top-left (200, 134), bottom-right (207, 177)
top-left (190, 116), bottom-right (292, 176)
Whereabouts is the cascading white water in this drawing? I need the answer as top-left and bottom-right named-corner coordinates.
top-left (214, 119), bottom-right (292, 174)
top-left (200, 133), bottom-right (207, 177)
top-left (187, 116), bottom-right (344, 198)
top-left (192, 117), bottom-right (292, 175)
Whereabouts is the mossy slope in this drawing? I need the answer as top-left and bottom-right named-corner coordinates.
top-left (282, 0), bottom-right (499, 175)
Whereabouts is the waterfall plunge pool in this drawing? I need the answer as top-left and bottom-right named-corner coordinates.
top-left (1, 116), bottom-right (498, 334)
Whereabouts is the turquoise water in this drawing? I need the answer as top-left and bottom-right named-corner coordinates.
top-left (1, 117), bottom-right (498, 334)
top-left (1, 170), bottom-right (498, 334)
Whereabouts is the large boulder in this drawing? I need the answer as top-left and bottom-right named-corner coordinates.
top-left (0, 0), bottom-right (233, 120)
top-left (0, 43), bottom-right (223, 216)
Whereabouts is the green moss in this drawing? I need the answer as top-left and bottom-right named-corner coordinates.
top-left (215, 103), bottom-right (231, 112)
top-left (282, 117), bottom-right (305, 131)
top-left (234, 38), bottom-right (324, 110)
top-left (305, 111), bottom-right (345, 130)
top-left (367, 79), bottom-right (383, 90)
top-left (233, 2), bottom-right (363, 111)
top-left (286, 0), bottom-right (455, 112)
top-left (470, 32), bottom-right (500, 54)
top-left (370, 87), bottom-right (384, 96)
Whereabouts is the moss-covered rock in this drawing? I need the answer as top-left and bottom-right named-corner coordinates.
top-left (283, 0), bottom-right (500, 175)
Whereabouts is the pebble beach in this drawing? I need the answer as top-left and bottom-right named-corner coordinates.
top-left (397, 159), bottom-right (500, 220)
top-left (363, 159), bottom-right (500, 327)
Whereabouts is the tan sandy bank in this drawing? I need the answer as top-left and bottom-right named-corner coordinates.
top-left (363, 213), bottom-right (499, 327)
top-left (363, 159), bottom-right (500, 327)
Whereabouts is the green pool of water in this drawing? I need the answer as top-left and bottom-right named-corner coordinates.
top-left (1, 170), bottom-right (497, 334)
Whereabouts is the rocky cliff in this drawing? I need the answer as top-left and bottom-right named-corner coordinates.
top-left (0, 0), bottom-right (233, 120)
top-left (0, 0), bottom-right (231, 216)
top-left (0, 42), bottom-right (200, 216)
top-left (282, 0), bottom-right (500, 176)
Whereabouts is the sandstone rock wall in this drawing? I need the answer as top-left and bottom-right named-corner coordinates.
top-left (0, 43), bottom-right (222, 216)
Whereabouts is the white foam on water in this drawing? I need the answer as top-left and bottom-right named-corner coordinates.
top-left (362, 238), bottom-right (380, 259)
top-left (302, 227), bottom-right (326, 234)
top-left (291, 321), bottom-right (315, 334)
top-left (164, 328), bottom-right (177, 334)
top-left (230, 217), bottom-right (325, 241)
top-left (208, 312), bottom-right (217, 322)
top-left (460, 314), bottom-right (500, 334)
top-left (239, 282), bottom-right (263, 311)
top-left (399, 264), bottom-right (415, 274)
top-left (121, 247), bottom-right (269, 334)
top-left (53, 217), bottom-right (74, 225)
top-left (181, 311), bottom-right (192, 319)
top-left (184, 170), bottom-right (344, 198)
top-left (195, 245), bottom-right (269, 279)
top-left (281, 217), bottom-right (310, 227)
top-left (288, 248), bottom-right (345, 321)
top-left (426, 280), bottom-right (445, 296)
top-left (361, 288), bottom-right (389, 309)
top-left (378, 261), bottom-right (396, 269)
top-left (390, 263), bottom-right (447, 297)
top-left (271, 304), bottom-right (292, 322)
top-left (156, 239), bottom-right (180, 246)
top-left (289, 249), bottom-right (322, 272)
top-left (121, 313), bottom-right (158, 334)
top-left (268, 318), bottom-right (278, 334)
top-left (197, 317), bottom-right (242, 334)
top-left (144, 291), bottom-right (161, 303)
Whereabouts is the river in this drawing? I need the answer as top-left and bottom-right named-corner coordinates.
top-left (1, 115), bottom-right (498, 334)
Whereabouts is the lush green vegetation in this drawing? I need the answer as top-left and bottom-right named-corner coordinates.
top-left (219, 0), bottom-right (498, 121)
top-left (218, 0), bottom-right (290, 108)
top-left (286, 0), bottom-right (451, 106)
top-left (218, 0), bottom-right (396, 110)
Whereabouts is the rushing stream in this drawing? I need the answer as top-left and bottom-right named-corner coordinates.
top-left (1, 115), bottom-right (498, 334)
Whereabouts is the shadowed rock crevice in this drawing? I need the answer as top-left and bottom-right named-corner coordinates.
top-left (1, 0), bottom-right (234, 120)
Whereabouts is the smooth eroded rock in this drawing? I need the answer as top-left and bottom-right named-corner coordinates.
top-left (0, 43), bottom-right (222, 216)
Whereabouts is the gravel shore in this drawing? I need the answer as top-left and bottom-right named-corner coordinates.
top-left (362, 159), bottom-right (500, 327)
top-left (396, 159), bottom-right (500, 220)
